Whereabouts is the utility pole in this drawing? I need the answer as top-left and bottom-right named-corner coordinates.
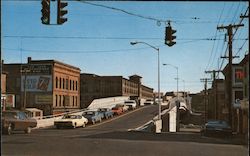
top-left (217, 24), bottom-right (244, 129)
top-left (205, 70), bottom-right (222, 119)
top-left (200, 78), bottom-right (211, 123)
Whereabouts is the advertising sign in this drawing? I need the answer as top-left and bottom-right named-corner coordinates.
top-left (21, 75), bottom-right (52, 92)
top-left (233, 66), bottom-right (244, 86)
top-left (35, 95), bottom-right (53, 104)
top-left (1, 94), bottom-right (15, 108)
top-left (21, 64), bottom-right (52, 75)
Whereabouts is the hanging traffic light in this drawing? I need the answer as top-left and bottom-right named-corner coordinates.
top-left (41, 0), bottom-right (50, 25)
top-left (165, 26), bottom-right (176, 47)
top-left (57, 0), bottom-right (68, 25)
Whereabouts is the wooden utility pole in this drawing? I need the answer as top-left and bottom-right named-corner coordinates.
top-left (200, 78), bottom-right (212, 123)
top-left (217, 24), bottom-right (244, 128)
top-left (205, 70), bottom-right (222, 119)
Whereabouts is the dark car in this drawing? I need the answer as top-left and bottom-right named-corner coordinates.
top-left (1, 110), bottom-right (37, 135)
top-left (201, 120), bottom-right (232, 137)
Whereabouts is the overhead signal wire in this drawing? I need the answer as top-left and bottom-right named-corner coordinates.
top-left (205, 2), bottom-right (225, 72)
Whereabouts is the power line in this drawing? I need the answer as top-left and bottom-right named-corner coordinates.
top-left (205, 2), bottom-right (226, 71)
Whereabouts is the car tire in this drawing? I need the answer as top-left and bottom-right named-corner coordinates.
top-left (73, 123), bottom-right (77, 128)
top-left (25, 127), bottom-right (32, 134)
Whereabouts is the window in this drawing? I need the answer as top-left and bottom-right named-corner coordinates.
top-left (56, 77), bottom-right (58, 88)
top-left (63, 78), bottom-right (65, 89)
top-left (66, 79), bottom-right (68, 90)
top-left (59, 95), bottom-right (61, 106)
top-left (59, 78), bottom-right (62, 89)
top-left (73, 96), bottom-right (75, 106)
top-left (55, 95), bottom-right (58, 107)
top-left (73, 80), bottom-right (75, 91)
top-left (70, 80), bottom-right (72, 90)
top-left (76, 81), bottom-right (78, 91)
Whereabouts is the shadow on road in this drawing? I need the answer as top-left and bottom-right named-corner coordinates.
top-left (78, 131), bottom-right (247, 146)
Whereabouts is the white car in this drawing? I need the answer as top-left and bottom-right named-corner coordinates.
top-left (54, 114), bottom-right (88, 129)
top-left (144, 99), bottom-right (154, 105)
top-left (124, 100), bottom-right (137, 110)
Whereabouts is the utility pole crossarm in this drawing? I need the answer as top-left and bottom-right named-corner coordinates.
top-left (217, 24), bottom-right (244, 30)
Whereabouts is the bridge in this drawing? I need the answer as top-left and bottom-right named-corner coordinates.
top-left (35, 96), bottom-right (130, 128)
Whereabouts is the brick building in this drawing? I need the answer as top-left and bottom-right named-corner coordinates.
top-left (80, 74), bottom-right (153, 108)
top-left (207, 79), bottom-right (227, 121)
top-left (3, 57), bottom-right (81, 115)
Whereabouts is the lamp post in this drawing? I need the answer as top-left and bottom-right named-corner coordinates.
top-left (162, 64), bottom-right (178, 99)
top-left (130, 41), bottom-right (162, 132)
top-left (20, 66), bottom-right (31, 110)
top-left (163, 63), bottom-right (180, 132)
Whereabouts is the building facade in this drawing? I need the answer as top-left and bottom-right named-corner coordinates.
top-left (80, 74), bottom-right (153, 108)
top-left (207, 79), bottom-right (227, 121)
top-left (222, 53), bottom-right (249, 134)
top-left (3, 57), bottom-right (81, 115)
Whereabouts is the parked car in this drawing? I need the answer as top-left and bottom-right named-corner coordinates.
top-left (1, 110), bottom-right (37, 135)
top-left (54, 114), bottom-right (88, 129)
top-left (124, 100), bottom-right (137, 110)
top-left (82, 111), bottom-right (102, 124)
top-left (201, 120), bottom-right (232, 137)
top-left (116, 104), bottom-right (129, 112)
top-left (98, 108), bottom-right (114, 119)
top-left (144, 99), bottom-right (154, 105)
top-left (111, 107), bottom-right (123, 115)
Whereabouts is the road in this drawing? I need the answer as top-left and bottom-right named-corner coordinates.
top-left (2, 105), bottom-right (248, 156)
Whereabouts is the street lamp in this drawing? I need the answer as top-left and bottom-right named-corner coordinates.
top-left (130, 41), bottom-right (162, 132)
top-left (163, 63), bottom-right (180, 132)
top-left (162, 63), bottom-right (179, 100)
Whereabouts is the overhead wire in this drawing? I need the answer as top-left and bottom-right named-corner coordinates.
top-left (205, 2), bottom-right (225, 72)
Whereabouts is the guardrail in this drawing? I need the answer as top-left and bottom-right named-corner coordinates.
top-left (35, 96), bottom-right (130, 128)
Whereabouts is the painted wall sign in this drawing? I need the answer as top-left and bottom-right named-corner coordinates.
top-left (21, 75), bottom-right (52, 92)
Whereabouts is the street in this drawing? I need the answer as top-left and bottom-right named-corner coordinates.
top-left (2, 105), bottom-right (248, 156)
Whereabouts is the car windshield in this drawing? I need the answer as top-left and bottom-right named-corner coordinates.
top-left (85, 112), bottom-right (94, 115)
top-left (2, 112), bottom-right (17, 118)
top-left (207, 120), bottom-right (228, 126)
top-left (125, 101), bottom-right (134, 103)
top-left (63, 115), bottom-right (78, 119)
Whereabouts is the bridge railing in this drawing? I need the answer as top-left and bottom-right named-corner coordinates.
top-left (35, 96), bottom-right (130, 128)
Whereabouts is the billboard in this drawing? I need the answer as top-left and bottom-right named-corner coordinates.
top-left (1, 94), bottom-right (15, 108)
top-left (21, 75), bottom-right (52, 92)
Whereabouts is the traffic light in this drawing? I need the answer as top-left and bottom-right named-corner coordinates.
top-left (41, 0), bottom-right (50, 25)
top-left (165, 26), bottom-right (176, 47)
top-left (57, 0), bottom-right (68, 25)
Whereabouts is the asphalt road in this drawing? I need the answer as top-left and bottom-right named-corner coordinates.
top-left (1, 105), bottom-right (248, 156)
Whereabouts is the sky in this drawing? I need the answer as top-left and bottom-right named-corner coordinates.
top-left (2, 1), bottom-right (249, 94)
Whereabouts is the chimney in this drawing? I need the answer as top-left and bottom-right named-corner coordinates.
top-left (27, 57), bottom-right (32, 63)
